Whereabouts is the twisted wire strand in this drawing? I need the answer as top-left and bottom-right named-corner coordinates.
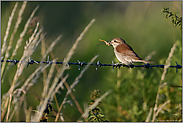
top-left (1, 57), bottom-right (182, 71)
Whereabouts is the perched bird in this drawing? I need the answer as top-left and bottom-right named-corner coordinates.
top-left (99, 38), bottom-right (154, 65)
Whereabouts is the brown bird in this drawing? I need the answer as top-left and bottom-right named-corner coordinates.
top-left (99, 38), bottom-right (154, 65)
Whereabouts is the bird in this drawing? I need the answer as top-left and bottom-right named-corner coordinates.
top-left (99, 38), bottom-right (154, 65)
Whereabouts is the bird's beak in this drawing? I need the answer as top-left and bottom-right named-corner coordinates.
top-left (108, 41), bottom-right (111, 45)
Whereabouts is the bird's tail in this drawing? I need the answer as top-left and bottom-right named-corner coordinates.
top-left (136, 59), bottom-right (155, 64)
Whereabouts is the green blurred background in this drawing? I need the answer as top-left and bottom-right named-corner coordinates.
top-left (1, 1), bottom-right (182, 121)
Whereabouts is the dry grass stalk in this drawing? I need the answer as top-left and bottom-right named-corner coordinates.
top-left (26, 64), bottom-right (50, 91)
top-left (46, 20), bottom-right (96, 116)
top-left (41, 35), bottom-right (62, 61)
top-left (41, 59), bottom-right (57, 99)
top-left (1, 97), bottom-right (9, 121)
top-left (154, 100), bottom-right (170, 118)
top-left (2, 4), bottom-right (40, 121)
top-left (4, 24), bottom-right (43, 122)
top-left (145, 107), bottom-right (152, 122)
top-left (145, 51), bottom-right (156, 61)
top-left (1, 2), bottom-right (18, 56)
top-left (40, 35), bottom-right (61, 102)
top-left (16, 28), bottom-right (43, 78)
top-left (29, 21), bottom-right (40, 42)
top-left (16, 64), bottom-right (49, 97)
top-left (152, 41), bottom-right (178, 122)
top-left (47, 45), bottom-right (84, 115)
top-left (1, 2), bottom-right (18, 78)
top-left (63, 18), bottom-right (96, 64)
top-left (55, 55), bottom-right (98, 121)
top-left (2, 1), bottom-right (27, 78)
top-left (25, 106), bottom-right (32, 122)
top-left (1, 4), bottom-right (39, 82)
top-left (10, 5), bottom-right (39, 60)
top-left (161, 43), bottom-right (177, 81)
top-left (31, 18), bottom-right (96, 122)
top-left (53, 74), bottom-right (69, 95)
top-left (40, 33), bottom-right (48, 96)
top-left (67, 55), bottom-right (98, 96)
top-left (5, 1), bottom-right (27, 59)
top-left (41, 33), bottom-right (47, 60)
top-left (8, 64), bottom-right (49, 121)
top-left (48, 53), bottom-right (84, 116)
top-left (7, 98), bottom-right (19, 121)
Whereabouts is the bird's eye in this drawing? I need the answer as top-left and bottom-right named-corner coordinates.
top-left (114, 40), bottom-right (117, 42)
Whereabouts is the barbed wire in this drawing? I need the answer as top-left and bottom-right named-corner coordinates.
top-left (1, 57), bottom-right (182, 72)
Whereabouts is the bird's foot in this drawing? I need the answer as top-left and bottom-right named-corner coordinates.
top-left (115, 62), bottom-right (124, 68)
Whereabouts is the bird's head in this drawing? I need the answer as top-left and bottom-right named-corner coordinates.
top-left (108, 38), bottom-right (125, 48)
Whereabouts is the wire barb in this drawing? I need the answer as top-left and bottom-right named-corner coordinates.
top-left (96, 61), bottom-right (102, 70)
top-left (27, 57), bottom-right (38, 67)
top-left (77, 60), bottom-right (85, 70)
top-left (12, 59), bottom-right (19, 66)
top-left (175, 62), bottom-right (181, 73)
top-left (46, 56), bottom-right (53, 65)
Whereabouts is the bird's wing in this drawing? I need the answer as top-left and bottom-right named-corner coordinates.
top-left (116, 43), bottom-right (142, 60)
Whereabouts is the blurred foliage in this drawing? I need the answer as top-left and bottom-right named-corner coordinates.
top-left (1, 1), bottom-right (182, 122)
top-left (162, 7), bottom-right (182, 32)
top-left (86, 90), bottom-right (109, 122)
